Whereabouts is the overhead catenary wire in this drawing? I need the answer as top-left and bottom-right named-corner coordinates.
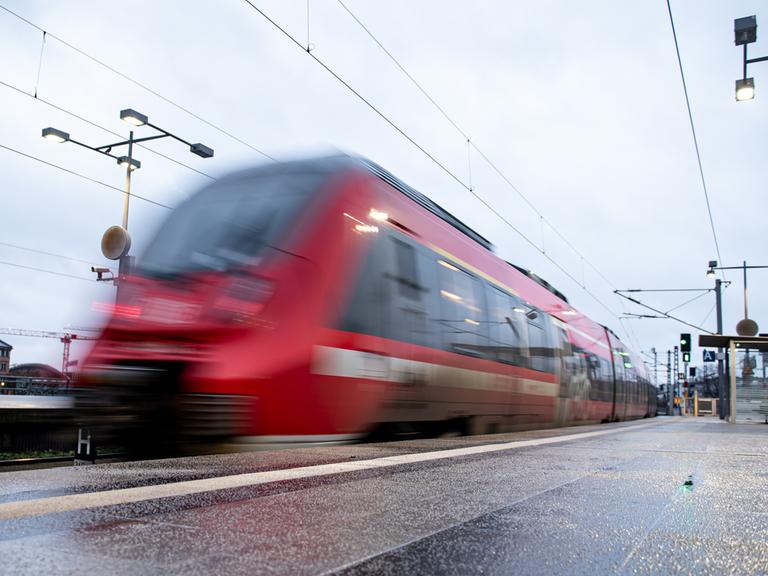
top-left (0, 3), bottom-right (275, 162)
top-left (33, 30), bottom-right (45, 98)
top-left (614, 291), bottom-right (715, 334)
top-left (241, 0), bottom-right (625, 325)
top-left (243, 1), bottom-right (469, 192)
top-left (0, 79), bottom-right (216, 181)
top-left (0, 259), bottom-right (94, 282)
top-left (6, 3), bottom-right (629, 339)
top-left (0, 142), bottom-right (173, 210)
top-left (699, 302), bottom-right (717, 327)
top-left (663, 290), bottom-right (710, 315)
top-left (330, 1), bottom-right (640, 342)
top-left (616, 299), bottom-right (643, 352)
top-left (336, 0), bottom-right (470, 140)
top-left (665, 0), bottom-right (724, 276)
top-left (335, 1), bottom-right (622, 294)
top-left (0, 240), bottom-right (102, 266)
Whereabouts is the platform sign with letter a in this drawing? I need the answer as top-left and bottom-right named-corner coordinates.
top-left (702, 349), bottom-right (717, 363)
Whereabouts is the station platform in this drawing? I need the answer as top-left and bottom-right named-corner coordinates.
top-left (1, 417), bottom-right (766, 575)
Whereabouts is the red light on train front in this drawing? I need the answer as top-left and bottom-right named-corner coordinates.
top-left (208, 277), bottom-right (274, 324)
top-left (92, 301), bottom-right (142, 319)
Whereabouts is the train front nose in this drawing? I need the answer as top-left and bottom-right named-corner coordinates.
top-left (77, 363), bottom-right (182, 450)
top-left (77, 362), bottom-right (251, 454)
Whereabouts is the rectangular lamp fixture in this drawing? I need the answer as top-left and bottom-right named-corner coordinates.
top-left (190, 143), bottom-right (214, 158)
top-left (736, 77), bottom-right (755, 101)
top-left (120, 108), bottom-right (148, 126)
top-left (42, 127), bottom-right (70, 143)
top-left (117, 156), bottom-right (141, 170)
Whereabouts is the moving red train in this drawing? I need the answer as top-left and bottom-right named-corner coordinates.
top-left (80, 156), bottom-right (655, 450)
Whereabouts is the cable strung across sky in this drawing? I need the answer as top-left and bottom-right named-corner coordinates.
top-left (0, 1), bottom-right (747, 362)
top-left (0, 79), bottom-right (216, 181)
top-left (241, 0), bottom-right (628, 332)
top-left (0, 0), bottom-right (627, 335)
top-left (0, 3), bottom-right (275, 162)
top-left (665, 0), bottom-right (724, 275)
top-left (0, 142), bottom-right (173, 210)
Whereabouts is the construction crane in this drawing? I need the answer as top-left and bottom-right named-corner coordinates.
top-left (0, 328), bottom-right (98, 375)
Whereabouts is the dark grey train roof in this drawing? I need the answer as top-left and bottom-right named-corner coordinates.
top-left (356, 158), bottom-right (571, 304)
top-left (507, 263), bottom-right (569, 304)
top-left (356, 157), bottom-right (495, 252)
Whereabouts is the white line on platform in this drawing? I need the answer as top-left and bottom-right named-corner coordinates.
top-left (0, 421), bottom-right (659, 522)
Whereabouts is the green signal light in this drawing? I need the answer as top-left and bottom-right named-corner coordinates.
top-left (680, 333), bottom-right (692, 353)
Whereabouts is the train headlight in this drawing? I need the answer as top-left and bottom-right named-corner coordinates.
top-left (368, 209), bottom-right (389, 222)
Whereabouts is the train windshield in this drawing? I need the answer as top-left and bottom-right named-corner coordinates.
top-left (138, 169), bottom-right (327, 278)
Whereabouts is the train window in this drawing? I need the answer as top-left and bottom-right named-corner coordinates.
top-left (139, 169), bottom-right (327, 278)
top-left (486, 287), bottom-right (529, 367)
top-left (613, 349), bottom-right (627, 405)
top-left (555, 326), bottom-right (577, 398)
top-left (437, 260), bottom-right (489, 357)
top-left (527, 311), bottom-right (555, 373)
top-left (392, 239), bottom-right (421, 301)
top-left (586, 354), bottom-right (612, 403)
top-left (338, 232), bottom-right (389, 339)
top-left (602, 357), bottom-right (614, 402)
top-left (386, 237), bottom-right (434, 347)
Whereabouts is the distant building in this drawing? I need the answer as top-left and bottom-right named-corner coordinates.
top-left (8, 363), bottom-right (65, 379)
top-left (0, 339), bottom-right (11, 373)
top-left (5, 363), bottom-right (67, 395)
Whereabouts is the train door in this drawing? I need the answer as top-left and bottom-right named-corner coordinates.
top-left (384, 235), bottom-right (432, 420)
top-left (433, 256), bottom-right (492, 422)
top-left (525, 309), bottom-right (558, 426)
top-left (551, 321), bottom-right (572, 426)
top-left (553, 322), bottom-right (589, 424)
top-left (486, 287), bottom-right (529, 425)
top-left (611, 348), bottom-right (628, 421)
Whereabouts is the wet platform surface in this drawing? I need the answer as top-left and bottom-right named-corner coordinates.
top-left (1, 417), bottom-right (767, 575)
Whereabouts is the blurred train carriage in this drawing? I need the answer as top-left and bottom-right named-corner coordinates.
top-left (79, 156), bottom-right (655, 451)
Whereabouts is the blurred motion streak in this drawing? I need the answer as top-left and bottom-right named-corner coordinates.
top-left (75, 156), bottom-right (656, 457)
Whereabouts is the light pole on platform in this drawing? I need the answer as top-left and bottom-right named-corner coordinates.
top-left (43, 109), bottom-right (213, 293)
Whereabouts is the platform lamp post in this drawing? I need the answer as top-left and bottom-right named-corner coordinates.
top-left (734, 15), bottom-right (768, 101)
top-left (42, 109), bottom-right (213, 294)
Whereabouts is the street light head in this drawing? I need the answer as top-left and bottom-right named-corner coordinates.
top-left (117, 156), bottom-right (141, 171)
top-left (706, 260), bottom-right (717, 278)
top-left (735, 15), bottom-right (757, 46)
top-left (120, 108), bottom-right (148, 126)
top-left (736, 77), bottom-right (755, 101)
top-left (42, 127), bottom-right (70, 143)
top-left (190, 143), bottom-right (214, 158)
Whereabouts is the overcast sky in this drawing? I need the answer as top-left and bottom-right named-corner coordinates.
top-left (1, 0), bottom-right (766, 381)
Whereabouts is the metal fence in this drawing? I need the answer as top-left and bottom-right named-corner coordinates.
top-left (0, 377), bottom-right (76, 453)
top-left (0, 375), bottom-right (72, 396)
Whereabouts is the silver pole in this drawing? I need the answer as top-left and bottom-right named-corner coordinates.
top-left (729, 340), bottom-right (737, 424)
top-left (122, 130), bottom-right (133, 230)
top-left (743, 261), bottom-right (749, 319)
top-left (716, 279), bottom-right (725, 418)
